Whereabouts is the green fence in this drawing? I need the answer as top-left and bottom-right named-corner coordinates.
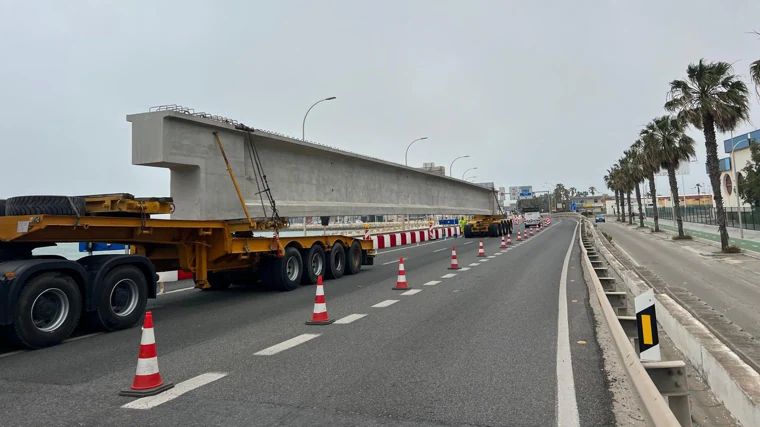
top-left (645, 206), bottom-right (760, 231)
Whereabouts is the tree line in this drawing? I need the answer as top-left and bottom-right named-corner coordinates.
top-left (604, 55), bottom-right (760, 252)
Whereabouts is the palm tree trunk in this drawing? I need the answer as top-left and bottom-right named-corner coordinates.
top-left (619, 190), bottom-right (626, 222)
top-left (702, 113), bottom-right (730, 250)
top-left (667, 165), bottom-right (685, 238)
top-left (627, 191), bottom-right (633, 225)
top-left (613, 192), bottom-right (619, 220)
top-left (635, 182), bottom-right (644, 227)
top-left (648, 173), bottom-right (659, 232)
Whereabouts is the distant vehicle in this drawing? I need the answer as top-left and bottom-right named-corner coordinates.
top-left (595, 214), bottom-right (606, 223)
top-left (523, 207), bottom-right (541, 228)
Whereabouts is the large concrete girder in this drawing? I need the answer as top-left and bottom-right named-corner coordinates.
top-left (128, 111), bottom-right (497, 220)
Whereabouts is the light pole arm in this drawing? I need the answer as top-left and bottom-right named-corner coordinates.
top-left (302, 97), bottom-right (336, 141)
top-left (449, 155), bottom-right (470, 177)
top-left (404, 137), bottom-right (428, 166)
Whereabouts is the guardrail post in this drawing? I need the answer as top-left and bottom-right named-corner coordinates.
top-left (643, 361), bottom-right (692, 427)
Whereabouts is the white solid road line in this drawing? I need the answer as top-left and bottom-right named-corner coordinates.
top-left (458, 267), bottom-right (470, 271)
top-left (334, 313), bottom-right (368, 324)
top-left (122, 372), bottom-right (228, 410)
top-left (468, 263), bottom-right (480, 267)
top-left (372, 299), bottom-right (399, 308)
top-left (556, 221), bottom-right (580, 427)
top-left (382, 259), bottom-right (401, 265)
top-left (161, 286), bottom-right (196, 295)
top-left (441, 273), bottom-right (457, 279)
top-left (401, 289), bottom-right (423, 296)
top-left (423, 280), bottom-right (442, 286)
top-left (254, 334), bottom-right (321, 356)
top-left (433, 247), bottom-right (448, 253)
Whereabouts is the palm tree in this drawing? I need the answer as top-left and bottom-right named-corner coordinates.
top-left (646, 115), bottom-right (696, 238)
top-left (751, 58), bottom-right (760, 94)
top-left (618, 155), bottom-right (635, 225)
top-left (627, 142), bottom-right (647, 228)
top-left (640, 124), bottom-right (664, 231)
top-left (605, 165), bottom-right (623, 221)
top-left (665, 59), bottom-right (750, 249)
top-left (588, 186), bottom-right (597, 196)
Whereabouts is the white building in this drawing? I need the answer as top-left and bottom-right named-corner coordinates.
top-left (718, 130), bottom-right (758, 208)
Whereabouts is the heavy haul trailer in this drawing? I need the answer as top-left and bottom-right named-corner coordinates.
top-left (0, 200), bottom-right (375, 349)
top-left (462, 215), bottom-right (509, 238)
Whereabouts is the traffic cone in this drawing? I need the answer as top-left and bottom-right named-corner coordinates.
top-left (517, 231), bottom-right (522, 241)
top-left (120, 311), bottom-right (174, 397)
top-left (507, 234), bottom-right (512, 245)
top-left (393, 257), bottom-right (410, 290)
top-left (306, 275), bottom-right (334, 325)
top-left (449, 246), bottom-right (460, 270)
top-left (500, 236), bottom-right (507, 249)
top-left (477, 240), bottom-right (486, 257)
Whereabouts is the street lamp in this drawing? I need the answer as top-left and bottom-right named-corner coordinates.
top-left (449, 155), bottom-right (470, 177)
top-left (464, 175), bottom-right (477, 182)
top-left (461, 167), bottom-right (478, 179)
top-left (404, 137), bottom-right (429, 166)
top-left (730, 134), bottom-right (750, 239)
top-left (302, 96), bottom-right (337, 141)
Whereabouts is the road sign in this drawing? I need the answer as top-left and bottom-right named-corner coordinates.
top-left (635, 290), bottom-right (661, 361)
top-left (510, 186), bottom-right (533, 199)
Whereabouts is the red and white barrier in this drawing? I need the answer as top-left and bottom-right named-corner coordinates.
top-left (370, 226), bottom-right (460, 250)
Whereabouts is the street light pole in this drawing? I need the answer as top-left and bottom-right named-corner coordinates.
top-left (449, 155), bottom-right (470, 177)
top-left (404, 137), bottom-right (429, 166)
top-left (302, 96), bottom-right (336, 141)
top-left (461, 167), bottom-right (478, 179)
top-left (464, 175), bottom-right (477, 182)
top-left (731, 135), bottom-right (748, 239)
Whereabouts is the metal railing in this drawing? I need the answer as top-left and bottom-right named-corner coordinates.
top-left (646, 205), bottom-right (760, 231)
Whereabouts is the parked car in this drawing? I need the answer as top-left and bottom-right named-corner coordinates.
top-left (595, 214), bottom-right (606, 223)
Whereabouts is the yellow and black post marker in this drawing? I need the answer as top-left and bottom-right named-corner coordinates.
top-left (635, 289), bottom-right (660, 361)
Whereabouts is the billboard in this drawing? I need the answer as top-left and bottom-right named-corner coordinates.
top-left (510, 186), bottom-right (533, 199)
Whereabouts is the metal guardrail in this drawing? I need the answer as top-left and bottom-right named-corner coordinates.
top-left (578, 218), bottom-right (684, 426)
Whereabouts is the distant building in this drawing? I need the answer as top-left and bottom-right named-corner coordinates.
top-left (717, 130), bottom-right (758, 208)
top-left (418, 162), bottom-right (446, 176)
top-left (570, 195), bottom-right (608, 214)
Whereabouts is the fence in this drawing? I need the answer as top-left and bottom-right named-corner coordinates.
top-left (645, 205), bottom-right (760, 231)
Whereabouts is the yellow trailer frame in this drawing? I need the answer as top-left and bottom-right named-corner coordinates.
top-left (0, 214), bottom-right (375, 288)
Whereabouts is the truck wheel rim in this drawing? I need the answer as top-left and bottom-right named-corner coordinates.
top-left (286, 257), bottom-right (299, 281)
top-left (110, 279), bottom-right (139, 317)
top-left (335, 252), bottom-right (344, 271)
top-left (31, 288), bottom-right (69, 332)
top-left (311, 254), bottom-right (323, 276)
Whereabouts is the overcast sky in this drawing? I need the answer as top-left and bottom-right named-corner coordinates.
top-left (1, 1), bottom-right (759, 202)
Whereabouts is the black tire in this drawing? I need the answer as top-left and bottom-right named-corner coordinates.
top-left (463, 224), bottom-right (473, 238)
top-left (11, 272), bottom-right (82, 348)
top-left (325, 243), bottom-right (346, 280)
top-left (301, 244), bottom-right (326, 285)
top-left (0, 199), bottom-right (6, 216)
top-left (5, 195), bottom-right (87, 216)
top-left (91, 265), bottom-right (147, 331)
top-left (488, 224), bottom-right (499, 237)
top-left (345, 241), bottom-right (362, 275)
top-left (261, 246), bottom-right (302, 291)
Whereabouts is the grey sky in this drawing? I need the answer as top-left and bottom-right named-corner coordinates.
top-left (2, 1), bottom-right (759, 202)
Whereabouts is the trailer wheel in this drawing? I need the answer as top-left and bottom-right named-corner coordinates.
top-left (5, 195), bottom-right (87, 216)
top-left (345, 241), bottom-right (362, 275)
top-left (301, 244), bottom-right (326, 285)
top-left (12, 272), bottom-right (82, 348)
top-left (463, 224), bottom-right (473, 238)
top-left (262, 247), bottom-right (302, 291)
top-left (206, 272), bottom-right (233, 290)
top-left (92, 266), bottom-right (147, 331)
top-left (325, 243), bottom-right (346, 279)
top-left (488, 224), bottom-right (499, 237)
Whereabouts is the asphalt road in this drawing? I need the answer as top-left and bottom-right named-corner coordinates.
top-left (599, 221), bottom-right (760, 340)
top-left (0, 219), bottom-right (614, 426)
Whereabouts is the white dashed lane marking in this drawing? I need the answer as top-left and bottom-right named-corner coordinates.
top-left (372, 300), bottom-right (399, 308)
top-left (401, 289), bottom-right (423, 296)
top-left (122, 372), bottom-right (228, 409)
top-left (469, 263), bottom-right (480, 267)
top-left (334, 314), bottom-right (367, 324)
top-left (254, 334), bottom-right (321, 356)
top-left (458, 267), bottom-right (470, 271)
top-left (423, 280), bottom-right (442, 286)
top-left (441, 273), bottom-right (457, 279)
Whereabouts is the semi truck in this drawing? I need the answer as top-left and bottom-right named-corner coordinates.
top-left (0, 193), bottom-right (375, 349)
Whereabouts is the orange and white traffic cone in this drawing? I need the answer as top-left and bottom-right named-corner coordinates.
top-left (393, 257), bottom-right (410, 289)
top-left (449, 246), bottom-right (460, 270)
top-left (120, 311), bottom-right (173, 397)
top-left (306, 275), bottom-right (334, 325)
top-left (500, 236), bottom-right (507, 249)
top-left (507, 234), bottom-right (512, 245)
top-left (477, 240), bottom-right (486, 257)
top-left (517, 231), bottom-right (522, 241)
